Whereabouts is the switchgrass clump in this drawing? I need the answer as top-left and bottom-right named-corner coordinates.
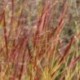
top-left (0, 0), bottom-right (80, 80)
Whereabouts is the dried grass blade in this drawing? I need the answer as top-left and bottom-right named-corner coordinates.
top-left (2, 11), bottom-right (9, 58)
top-left (59, 37), bottom-right (74, 63)
top-left (69, 55), bottom-right (80, 69)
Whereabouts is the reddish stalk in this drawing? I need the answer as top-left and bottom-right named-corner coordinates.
top-left (59, 37), bottom-right (74, 63)
top-left (3, 11), bottom-right (9, 59)
top-left (69, 55), bottom-right (80, 69)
